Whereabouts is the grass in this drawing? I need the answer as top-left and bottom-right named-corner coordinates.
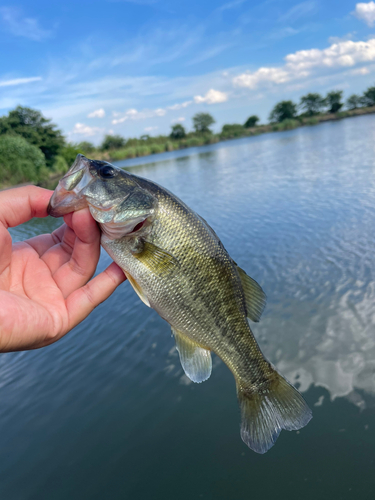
top-left (86, 105), bottom-right (374, 165)
top-left (3, 105), bottom-right (375, 190)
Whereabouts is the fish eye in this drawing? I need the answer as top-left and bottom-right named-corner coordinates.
top-left (99, 166), bottom-right (116, 179)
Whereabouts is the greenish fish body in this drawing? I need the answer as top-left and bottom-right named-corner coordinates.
top-left (48, 155), bottom-right (312, 453)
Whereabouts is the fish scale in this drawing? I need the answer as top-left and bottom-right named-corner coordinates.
top-left (48, 154), bottom-right (312, 454)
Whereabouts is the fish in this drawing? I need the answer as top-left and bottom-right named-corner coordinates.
top-left (48, 154), bottom-right (312, 454)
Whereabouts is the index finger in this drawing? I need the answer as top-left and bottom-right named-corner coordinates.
top-left (0, 186), bottom-right (53, 229)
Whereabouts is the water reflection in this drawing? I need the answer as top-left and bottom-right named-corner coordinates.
top-left (126, 116), bottom-right (375, 410)
top-left (3, 115), bottom-right (375, 499)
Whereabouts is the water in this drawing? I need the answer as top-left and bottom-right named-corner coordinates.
top-left (2, 115), bottom-right (375, 499)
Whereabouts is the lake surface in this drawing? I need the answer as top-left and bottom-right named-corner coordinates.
top-left (2, 115), bottom-right (375, 499)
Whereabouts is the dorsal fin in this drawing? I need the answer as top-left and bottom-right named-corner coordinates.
top-left (235, 265), bottom-right (267, 322)
top-left (172, 328), bottom-right (212, 383)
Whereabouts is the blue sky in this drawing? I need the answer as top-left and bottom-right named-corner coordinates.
top-left (1, 0), bottom-right (375, 143)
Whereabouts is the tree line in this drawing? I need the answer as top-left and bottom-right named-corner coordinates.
top-left (1, 83), bottom-right (375, 188)
top-left (268, 86), bottom-right (375, 123)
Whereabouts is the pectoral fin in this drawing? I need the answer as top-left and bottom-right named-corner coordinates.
top-left (133, 241), bottom-right (179, 275)
top-left (126, 273), bottom-right (150, 307)
top-left (235, 265), bottom-right (267, 322)
top-left (172, 328), bottom-right (212, 383)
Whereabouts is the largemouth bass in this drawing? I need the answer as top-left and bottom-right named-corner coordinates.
top-left (48, 155), bottom-right (312, 453)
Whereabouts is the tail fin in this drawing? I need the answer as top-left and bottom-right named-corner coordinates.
top-left (237, 372), bottom-right (312, 454)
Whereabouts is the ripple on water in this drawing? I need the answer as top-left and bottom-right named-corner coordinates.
top-left (3, 115), bottom-right (375, 499)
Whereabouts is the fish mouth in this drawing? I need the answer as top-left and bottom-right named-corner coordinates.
top-left (47, 156), bottom-right (93, 217)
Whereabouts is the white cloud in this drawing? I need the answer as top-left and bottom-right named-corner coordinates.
top-left (171, 117), bottom-right (186, 123)
top-left (194, 88), bottom-right (228, 104)
top-left (186, 44), bottom-right (233, 66)
top-left (154, 108), bottom-right (166, 116)
top-left (112, 107), bottom-right (167, 124)
top-left (233, 38), bottom-right (375, 90)
top-left (354, 2), bottom-right (375, 27)
top-left (0, 7), bottom-right (51, 41)
top-left (351, 66), bottom-right (370, 74)
top-left (167, 100), bottom-right (192, 110)
top-left (278, 1), bottom-right (317, 24)
top-left (328, 33), bottom-right (356, 44)
top-left (126, 108), bottom-right (138, 116)
top-left (88, 108), bottom-right (105, 118)
top-left (0, 76), bottom-right (42, 87)
top-left (71, 123), bottom-right (104, 137)
top-left (144, 126), bottom-right (158, 132)
top-left (216, 0), bottom-right (247, 13)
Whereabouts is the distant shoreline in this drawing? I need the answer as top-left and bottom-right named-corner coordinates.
top-left (2, 107), bottom-right (375, 193)
top-left (101, 105), bottom-right (375, 165)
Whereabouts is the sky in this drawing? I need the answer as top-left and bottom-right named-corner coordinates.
top-left (1, 0), bottom-right (375, 144)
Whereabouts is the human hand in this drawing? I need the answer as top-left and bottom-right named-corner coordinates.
top-left (0, 186), bottom-right (126, 352)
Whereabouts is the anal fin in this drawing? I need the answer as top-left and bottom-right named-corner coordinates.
top-left (172, 328), bottom-right (212, 383)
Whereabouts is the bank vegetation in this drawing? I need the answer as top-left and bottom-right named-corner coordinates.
top-left (1, 84), bottom-right (375, 189)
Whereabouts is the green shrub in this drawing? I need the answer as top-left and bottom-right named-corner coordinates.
top-left (60, 144), bottom-right (84, 166)
top-left (272, 119), bottom-right (299, 131)
top-left (77, 141), bottom-right (96, 155)
top-left (272, 123), bottom-right (283, 131)
top-left (165, 141), bottom-right (174, 152)
top-left (305, 117), bottom-right (319, 126)
top-left (52, 155), bottom-right (69, 174)
top-left (125, 147), bottom-right (136, 158)
top-left (207, 136), bottom-right (219, 144)
top-left (150, 144), bottom-right (165, 154)
top-left (0, 106), bottom-right (64, 168)
top-left (0, 134), bottom-right (48, 187)
top-left (101, 134), bottom-right (126, 151)
top-left (136, 145), bottom-right (151, 157)
top-left (336, 111), bottom-right (349, 119)
top-left (110, 147), bottom-right (137, 160)
top-left (220, 124), bottom-right (244, 138)
top-left (283, 119), bottom-right (299, 129)
top-left (186, 137), bottom-right (204, 147)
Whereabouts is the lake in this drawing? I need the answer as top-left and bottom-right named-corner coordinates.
top-left (2, 114), bottom-right (375, 499)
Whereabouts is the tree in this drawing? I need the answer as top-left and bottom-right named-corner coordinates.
top-left (346, 94), bottom-right (362, 110)
top-left (170, 123), bottom-right (186, 139)
top-left (325, 90), bottom-right (343, 113)
top-left (0, 106), bottom-right (64, 168)
top-left (0, 134), bottom-right (48, 186)
top-left (101, 134), bottom-right (126, 151)
top-left (192, 113), bottom-right (215, 134)
top-left (269, 101), bottom-right (297, 123)
top-left (77, 141), bottom-right (95, 154)
top-left (244, 115), bottom-right (259, 128)
top-left (299, 93), bottom-right (324, 116)
top-left (361, 86), bottom-right (375, 107)
top-left (221, 124), bottom-right (244, 138)
top-left (60, 144), bottom-right (85, 167)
